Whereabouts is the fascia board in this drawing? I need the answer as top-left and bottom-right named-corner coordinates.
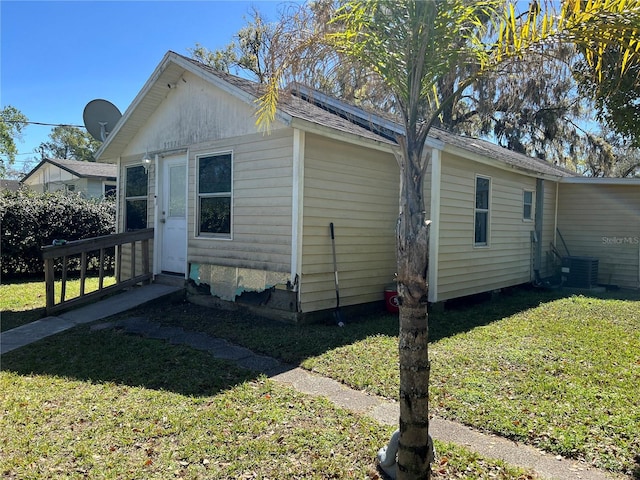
top-left (20, 158), bottom-right (48, 183)
top-left (560, 176), bottom-right (640, 185)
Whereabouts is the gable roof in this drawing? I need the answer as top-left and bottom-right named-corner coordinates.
top-left (96, 50), bottom-right (574, 180)
top-left (21, 158), bottom-right (117, 183)
top-left (96, 51), bottom-right (393, 161)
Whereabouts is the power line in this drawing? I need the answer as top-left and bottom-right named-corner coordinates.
top-left (5, 120), bottom-right (85, 128)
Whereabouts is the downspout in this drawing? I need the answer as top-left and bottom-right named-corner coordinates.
top-left (183, 149), bottom-right (189, 279)
top-left (291, 129), bottom-right (305, 311)
top-left (428, 147), bottom-right (442, 303)
top-left (533, 179), bottom-right (544, 282)
top-left (152, 153), bottom-right (159, 276)
top-left (115, 156), bottom-right (121, 232)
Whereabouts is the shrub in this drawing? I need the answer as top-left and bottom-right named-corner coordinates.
top-left (0, 188), bottom-right (116, 278)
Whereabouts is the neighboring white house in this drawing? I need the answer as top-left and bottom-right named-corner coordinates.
top-left (21, 158), bottom-right (117, 199)
top-left (94, 51), bottom-right (640, 321)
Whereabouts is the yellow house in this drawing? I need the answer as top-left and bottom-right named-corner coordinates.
top-left (95, 51), bottom-right (639, 321)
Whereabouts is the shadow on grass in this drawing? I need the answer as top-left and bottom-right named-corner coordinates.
top-left (633, 454), bottom-right (640, 480)
top-left (118, 284), bottom-right (599, 365)
top-left (0, 324), bottom-right (257, 397)
top-left (3, 284), bottom-right (637, 399)
top-left (1, 309), bottom-right (45, 332)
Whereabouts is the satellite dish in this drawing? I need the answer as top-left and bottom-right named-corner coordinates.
top-left (83, 99), bottom-right (122, 142)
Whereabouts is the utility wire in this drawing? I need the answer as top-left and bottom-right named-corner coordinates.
top-left (4, 120), bottom-right (85, 128)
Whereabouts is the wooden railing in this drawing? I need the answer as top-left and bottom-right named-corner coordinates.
top-left (42, 228), bottom-right (154, 315)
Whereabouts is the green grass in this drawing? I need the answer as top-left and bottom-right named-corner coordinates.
top-left (314, 294), bottom-right (640, 476)
top-left (129, 288), bottom-right (640, 476)
top-left (0, 277), bottom-right (116, 331)
top-left (0, 324), bottom-right (535, 479)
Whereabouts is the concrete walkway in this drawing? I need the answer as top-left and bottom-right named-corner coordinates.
top-left (0, 284), bottom-right (182, 355)
top-left (0, 285), bottom-right (624, 480)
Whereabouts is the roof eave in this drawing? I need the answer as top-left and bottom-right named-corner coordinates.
top-left (442, 143), bottom-right (567, 181)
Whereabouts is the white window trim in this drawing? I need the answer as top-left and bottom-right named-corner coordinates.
top-left (474, 174), bottom-right (491, 247)
top-left (195, 151), bottom-right (233, 240)
top-left (523, 189), bottom-right (534, 222)
top-left (124, 164), bottom-right (148, 231)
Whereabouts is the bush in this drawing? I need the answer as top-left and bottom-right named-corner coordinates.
top-left (0, 189), bottom-right (116, 278)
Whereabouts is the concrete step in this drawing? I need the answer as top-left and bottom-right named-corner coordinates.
top-left (154, 273), bottom-right (186, 288)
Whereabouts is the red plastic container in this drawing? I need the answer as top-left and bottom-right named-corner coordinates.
top-left (384, 287), bottom-right (399, 313)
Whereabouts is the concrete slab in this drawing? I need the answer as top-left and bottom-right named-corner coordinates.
top-left (210, 343), bottom-right (254, 361)
top-left (59, 284), bottom-right (181, 324)
top-left (1, 317), bottom-right (75, 354)
top-left (235, 354), bottom-right (285, 374)
top-left (273, 367), bottom-right (384, 414)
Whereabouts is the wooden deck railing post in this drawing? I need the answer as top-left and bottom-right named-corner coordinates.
top-left (142, 239), bottom-right (150, 284)
top-left (61, 256), bottom-right (68, 303)
top-left (116, 244), bottom-right (122, 283)
top-left (131, 242), bottom-right (136, 279)
top-left (99, 248), bottom-right (105, 290)
top-left (80, 251), bottom-right (87, 296)
top-left (45, 258), bottom-right (55, 315)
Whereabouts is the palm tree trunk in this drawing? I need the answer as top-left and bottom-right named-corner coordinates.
top-left (397, 301), bottom-right (431, 479)
top-left (394, 136), bottom-right (432, 480)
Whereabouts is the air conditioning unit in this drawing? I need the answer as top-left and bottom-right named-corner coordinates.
top-left (561, 256), bottom-right (599, 288)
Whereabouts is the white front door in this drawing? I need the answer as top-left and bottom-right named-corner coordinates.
top-left (161, 156), bottom-right (187, 274)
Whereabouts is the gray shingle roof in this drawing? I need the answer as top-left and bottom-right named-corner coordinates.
top-left (22, 158), bottom-right (117, 183)
top-left (428, 128), bottom-right (576, 178)
top-left (47, 158), bottom-right (117, 178)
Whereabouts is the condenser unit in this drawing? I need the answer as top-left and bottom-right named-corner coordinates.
top-left (561, 256), bottom-right (599, 288)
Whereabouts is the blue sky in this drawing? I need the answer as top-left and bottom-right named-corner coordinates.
top-left (1, 0), bottom-right (293, 172)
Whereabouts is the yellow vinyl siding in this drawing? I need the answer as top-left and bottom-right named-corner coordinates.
top-left (188, 129), bottom-right (294, 273)
top-left (300, 133), bottom-right (398, 312)
top-left (436, 154), bottom-right (537, 301)
top-left (557, 183), bottom-right (640, 289)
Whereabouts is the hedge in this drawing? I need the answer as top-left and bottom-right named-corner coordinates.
top-left (0, 188), bottom-right (116, 278)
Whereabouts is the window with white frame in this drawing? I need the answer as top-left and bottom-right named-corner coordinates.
top-left (197, 152), bottom-right (232, 237)
top-left (523, 190), bottom-right (534, 221)
top-left (474, 175), bottom-right (490, 246)
top-left (125, 165), bottom-right (148, 231)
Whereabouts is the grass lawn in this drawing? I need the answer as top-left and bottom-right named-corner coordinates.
top-left (0, 277), bottom-right (116, 332)
top-left (0, 324), bottom-right (535, 479)
top-left (124, 287), bottom-right (640, 477)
